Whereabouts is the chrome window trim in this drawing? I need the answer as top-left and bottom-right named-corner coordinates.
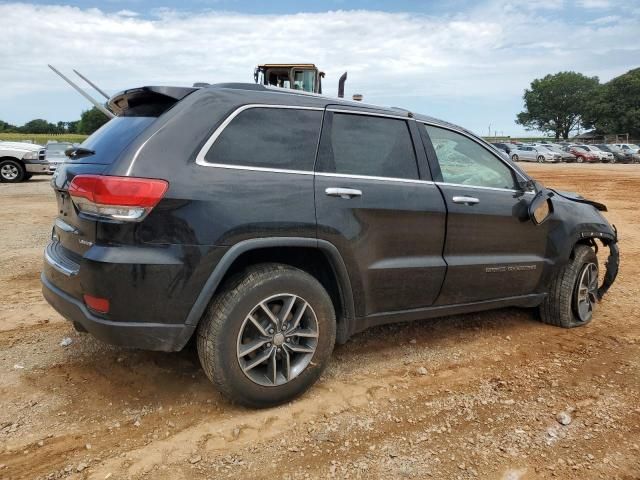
top-left (316, 171), bottom-right (433, 185)
top-left (326, 108), bottom-right (411, 121)
top-left (435, 181), bottom-right (535, 195)
top-left (197, 163), bottom-right (313, 175)
top-left (418, 120), bottom-right (535, 190)
top-left (195, 104), bottom-right (324, 168)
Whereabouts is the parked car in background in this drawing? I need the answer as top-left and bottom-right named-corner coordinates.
top-left (45, 142), bottom-right (73, 172)
top-left (594, 144), bottom-right (634, 164)
top-left (566, 145), bottom-right (600, 163)
top-left (615, 143), bottom-right (640, 155)
top-left (530, 145), bottom-right (563, 162)
top-left (0, 141), bottom-right (48, 182)
top-left (540, 143), bottom-right (577, 162)
top-left (510, 145), bottom-right (559, 163)
top-left (585, 145), bottom-right (615, 163)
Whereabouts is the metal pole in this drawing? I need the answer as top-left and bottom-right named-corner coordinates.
top-left (48, 65), bottom-right (114, 118)
top-left (73, 69), bottom-right (110, 100)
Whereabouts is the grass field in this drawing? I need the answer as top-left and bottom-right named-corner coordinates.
top-left (0, 133), bottom-right (88, 145)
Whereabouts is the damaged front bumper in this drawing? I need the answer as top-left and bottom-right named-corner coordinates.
top-left (597, 239), bottom-right (619, 300)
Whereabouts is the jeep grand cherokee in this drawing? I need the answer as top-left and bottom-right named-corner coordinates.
top-left (42, 83), bottom-right (619, 407)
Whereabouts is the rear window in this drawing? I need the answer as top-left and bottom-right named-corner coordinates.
top-left (78, 117), bottom-right (155, 164)
top-left (204, 107), bottom-right (323, 171)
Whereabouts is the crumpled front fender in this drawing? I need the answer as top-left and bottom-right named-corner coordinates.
top-left (597, 240), bottom-right (619, 301)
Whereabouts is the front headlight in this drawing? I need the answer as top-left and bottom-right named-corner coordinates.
top-left (23, 151), bottom-right (38, 159)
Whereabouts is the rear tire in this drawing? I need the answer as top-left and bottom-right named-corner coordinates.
top-left (537, 155), bottom-right (545, 163)
top-left (0, 159), bottom-right (25, 183)
top-left (512, 154), bottom-right (519, 162)
top-left (539, 245), bottom-right (598, 328)
top-left (197, 263), bottom-right (336, 408)
top-left (576, 156), bottom-right (585, 163)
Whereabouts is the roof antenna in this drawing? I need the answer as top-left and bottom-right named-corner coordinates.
top-left (73, 69), bottom-right (110, 100)
top-left (48, 64), bottom-right (115, 118)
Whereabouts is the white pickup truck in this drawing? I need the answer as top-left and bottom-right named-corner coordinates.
top-left (0, 142), bottom-right (49, 182)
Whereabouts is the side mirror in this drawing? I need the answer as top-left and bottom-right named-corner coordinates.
top-left (518, 179), bottom-right (536, 192)
top-left (529, 190), bottom-right (554, 225)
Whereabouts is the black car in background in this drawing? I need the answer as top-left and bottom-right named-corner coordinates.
top-left (42, 84), bottom-right (619, 407)
top-left (594, 144), bottom-right (635, 163)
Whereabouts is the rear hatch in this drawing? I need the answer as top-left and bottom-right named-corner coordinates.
top-left (51, 117), bottom-right (157, 259)
top-left (46, 86), bottom-right (197, 293)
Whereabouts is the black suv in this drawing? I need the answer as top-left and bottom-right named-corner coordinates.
top-left (42, 84), bottom-right (619, 407)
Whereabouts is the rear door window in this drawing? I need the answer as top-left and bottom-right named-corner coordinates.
top-left (204, 107), bottom-right (323, 171)
top-left (316, 112), bottom-right (419, 179)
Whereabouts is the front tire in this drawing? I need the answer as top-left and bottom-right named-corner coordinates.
top-left (576, 156), bottom-right (585, 163)
top-left (197, 263), bottom-right (336, 408)
top-left (512, 154), bottom-right (519, 162)
top-left (537, 155), bottom-right (545, 163)
top-left (0, 159), bottom-right (25, 182)
top-left (539, 245), bottom-right (598, 328)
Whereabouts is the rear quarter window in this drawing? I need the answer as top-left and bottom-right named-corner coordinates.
top-left (204, 107), bottom-right (323, 171)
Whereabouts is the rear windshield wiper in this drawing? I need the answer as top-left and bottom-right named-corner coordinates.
top-left (65, 146), bottom-right (95, 159)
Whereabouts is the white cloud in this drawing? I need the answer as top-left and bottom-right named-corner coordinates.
top-left (115, 9), bottom-right (139, 17)
top-left (576, 0), bottom-right (612, 8)
top-left (588, 14), bottom-right (620, 24)
top-left (0, 2), bottom-right (638, 133)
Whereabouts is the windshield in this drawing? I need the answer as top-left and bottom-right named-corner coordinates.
top-left (293, 69), bottom-right (316, 92)
top-left (46, 144), bottom-right (70, 153)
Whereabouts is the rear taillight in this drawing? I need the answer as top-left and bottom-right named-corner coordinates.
top-left (68, 175), bottom-right (168, 221)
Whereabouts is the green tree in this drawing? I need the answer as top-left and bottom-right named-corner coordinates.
top-left (21, 118), bottom-right (58, 134)
top-left (516, 72), bottom-right (600, 139)
top-left (0, 120), bottom-right (18, 132)
top-left (66, 120), bottom-right (80, 134)
top-left (77, 107), bottom-right (109, 135)
top-left (583, 67), bottom-right (640, 138)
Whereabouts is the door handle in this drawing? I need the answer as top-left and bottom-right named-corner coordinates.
top-left (452, 195), bottom-right (479, 205)
top-left (325, 187), bottom-right (362, 199)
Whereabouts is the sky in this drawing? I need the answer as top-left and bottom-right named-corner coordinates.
top-left (1, 0), bottom-right (639, 136)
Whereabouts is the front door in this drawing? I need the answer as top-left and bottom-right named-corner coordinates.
top-left (314, 109), bottom-right (447, 317)
top-left (420, 124), bottom-right (549, 305)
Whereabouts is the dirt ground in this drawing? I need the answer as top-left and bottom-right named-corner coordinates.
top-left (0, 164), bottom-right (638, 480)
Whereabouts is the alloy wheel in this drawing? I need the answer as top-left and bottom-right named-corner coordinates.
top-left (237, 293), bottom-right (319, 387)
top-left (574, 262), bottom-right (598, 323)
top-left (1, 164), bottom-right (19, 180)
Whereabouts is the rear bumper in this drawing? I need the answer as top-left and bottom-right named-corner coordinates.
top-left (41, 272), bottom-right (195, 351)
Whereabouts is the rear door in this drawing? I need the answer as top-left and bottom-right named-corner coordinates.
top-left (419, 123), bottom-right (549, 305)
top-left (314, 108), bottom-right (447, 317)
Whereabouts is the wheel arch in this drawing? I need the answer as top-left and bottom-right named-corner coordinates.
top-left (185, 238), bottom-right (356, 344)
top-left (0, 155), bottom-right (24, 164)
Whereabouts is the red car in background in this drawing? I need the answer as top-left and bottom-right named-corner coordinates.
top-left (565, 145), bottom-right (600, 163)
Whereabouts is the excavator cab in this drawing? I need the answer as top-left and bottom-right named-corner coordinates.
top-left (254, 64), bottom-right (325, 94)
